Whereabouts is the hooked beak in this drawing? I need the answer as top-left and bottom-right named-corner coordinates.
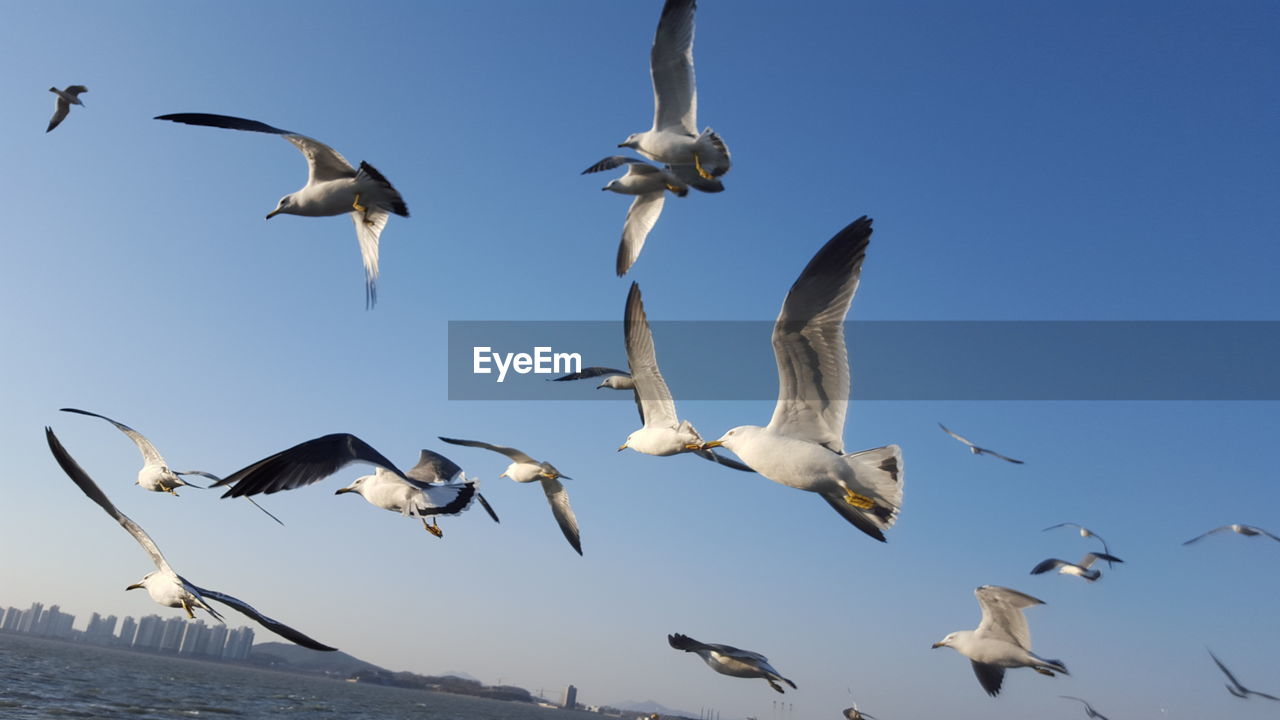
top-left (265, 209), bottom-right (281, 220)
top-left (126, 582), bottom-right (144, 591)
top-left (684, 443), bottom-right (703, 451)
top-left (701, 440), bottom-right (724, 450)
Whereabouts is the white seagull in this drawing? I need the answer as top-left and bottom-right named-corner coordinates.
top-left (697, 217), bottom-right (904, 542)
top-left (1209, 649), bottom-right (1280, 701)
top-left (47, 85), bottom-right (87, 133)
top-left (212, 434), bottom-right (498, 537)
top-left (842, 688), bottom-right (878, 720)
top-left (550, 366), bottom-right (635, 390)
top-left (1043, 522), bottom-right (1116, 566)
top-left (618, 0), bottom-right (731, 180)
top-left (582, 155), bottom-right (722, 276)
top-left (438, 437), bottom-right (581, 555)
top-left (938, 423), bottom-right (1024, 464)
top-left (617, 282), bottom-right (752, 473)
top-left (1030, 552), bottom-right (1124, 582)
top-left (153, 112), bottom-right (409, 308)
top-left (932, 585), bottom-right (1068, 697)
top-left (45, 427), bottom-right (336, 651)
top-left (668, 633), bottom-right (795, 694)
top-left (1060, 696), bottom-right (1111, 719)
top-left (1183, 524), bottom-right (1280, 545)
top-left (59, 408), bottom-right (281, 525)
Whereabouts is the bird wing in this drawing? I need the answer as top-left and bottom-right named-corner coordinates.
top-left (65, 85), bottom-right (88, 97)
top-left (974, 585), bottom-right (1043, 651)
top-left (617, 192), bottom-right (666, 277)
top-left (540, 476), bottom-right (582, 555)
top-left (1208, 650), bottom-right (1247, 692)
top-left (650, 0), bottom-right (698, 135)
top-left (412, 480), bottom-right (480, 517)
top-left (938, 423), bottom-right (976, 448)
top-left (476, 492), bottom-right (500, 523)
top-left (190, 584), bottom-right (336, 651)
top-left (1081, 552), bottom-right (1124, 568)
top-left (668, 632), bottom-right (710, 652)
top-left (59, 408), bottom-right (168, 466)
top-left (664, 163), bottom-right (725, 193)
top-left (1029, 558), bottom-right (1067, 575)
top-left (971, 661), bottom-right (1006, 697)
top-left (702, 642), bottom-right (769, 664)
top-left (1042, 522), bottom-right (1081, 532)
top-left (625, 282), bottom-right (679, 428)
top-left (1254, 526), bottom-right (1280, 542)
top-left (693, 449), bottom-right (755, 472)
top-left (152, 113), bottom-right (354, 184)
top-left (214, 433), bottom-right (405, 497)
top-left (550, 366), bottom-right (630, 382)
top-left (765, 217), bottom-right (872, 452)
top-left (350, 208), bottom-right (388, 309)
top-left (47, 97), bottom-right (71, 133)
top-left (582, 156), bottom-right (653, 175)
top-left (438, 437), bottom-right (538, 464)
top-left (46, 428), bottom-right (174, 575)
top-left (980, 446), bottom-right (1025, 464)
top-left (404, 449), bottom-right (464, 485)
top-left (172, 471), bottom-right (284, 526)
top-left (1183, 526), bottom-right (1232, 545)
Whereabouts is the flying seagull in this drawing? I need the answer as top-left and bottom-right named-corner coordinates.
top-left (1030, 552), bottom-right (1124, 582)
top-left (47, 85), bottom-right (87, 133)
top-left (45, 427), bottom-right (335, 651)
top-left (153, 112), bottom-right (409, 308)
top-left (1042, 522), bottom-right (1113, 557)
top-left (212, 434), bottom-right (498, 537)
top-left (549, 366), bottom-right (635, 390)
top-left (1059, 696), bottom-right (1111, 719)
top-left (668, 633), bottom-right (795, 694)
top-left (582, 155), bottom-right (721, 276)
top-left (438, 437), bottom-right (581, 555)
top-left (696, 217), bottom-right (904, 542)
top-left (1183, 524), bottom-right (1280, 545)
top-left (932, 585), bottom-right (1068, 697)
top-left (59, 408), bottom-right (281, 525)
top-left (618, 0), bottom-right (731, 181)
top-left (938, 423), bottom-right (1024, 464)
top-left (617, 282), bottom-right (752, 473)
top-left (842, 689), bottom-right (878, 720)
top-left (1208, 649), bottom-right (1280, 701)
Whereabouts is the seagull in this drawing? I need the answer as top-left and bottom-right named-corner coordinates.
top-left (1183, 524), bottom-right (1280, 545)
top-left (938, 423), bottom-right (1024, 464)
top-left (1042, 522), bottom-right (1112, 555)
top-left (582, 156), bottom-right (721, 276)
top-left (211, 434), bottom-right (498, 537)
top-left (153, 112), bottom-right (409, 308)
top-left (550, 366), bottom-right (635, 390)
top-left (842, 689), bottom-right (878, 720)
top-left (1208, 649), bottom-right (1280, 701)
top-left (1060, 696), bottom-right (1110, 719)
top-left (617, 282), bottom-right (753, 473)
top-left (45, 427), bottom-right (336, 651)
top-left (932, 585), bottom-right (1068, 697)
top-left (618, 0), bottom-right (731, 181)
top-left (438, 437), bottom-right (581, 555)
top-left (58, 408), bottom-right (281, 525)
top-left (668, 633), bottom-right (795, 694)
top-left (695, 217), bottom-right (904, 542)
top-left (47, 85), bottom-right (87, 133)
top-left (1030, 552), bottom-right (1124, 582)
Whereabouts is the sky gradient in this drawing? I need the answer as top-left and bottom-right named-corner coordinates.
top-left (2, 2), bottom-right (1278, 719)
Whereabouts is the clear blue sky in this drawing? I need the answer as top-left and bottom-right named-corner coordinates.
top-left (2, 1), bottom-right (1278, 718)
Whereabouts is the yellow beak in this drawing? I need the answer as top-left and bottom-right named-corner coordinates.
top-left (265, 209), bottom-right (281, 219)
top-left (702, 440), bottom-right (724, 449)
top-left (126, 582), bottom-right (144, 591)
top-left (618, 444), bottom-right (628, 452)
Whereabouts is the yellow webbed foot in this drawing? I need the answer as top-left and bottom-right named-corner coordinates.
top-left (180, 599), bottom-right (195, 620)
top-left (693, 154), bottom-right (714, 180)
top-left (843, 488), bottom-right (875, 510)
top-left (353, 192), bottom-right (366, 213)
top-left (422, 519), bottom-right (443, 538)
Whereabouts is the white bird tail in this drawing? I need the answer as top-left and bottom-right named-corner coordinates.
top-left (845, 444), bottom-right (904, 527)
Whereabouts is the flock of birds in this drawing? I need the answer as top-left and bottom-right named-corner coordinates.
top-left (37, 1), bottom-right (1279, 717)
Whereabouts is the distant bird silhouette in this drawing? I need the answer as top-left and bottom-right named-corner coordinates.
top-left (1042, 523), bottom-right (1115, 565)
top-left (1060, 696), bottom-right (1111, 719)
top-left (938, 423), bottom-right (1023, 463)
top-left (1209, 649), bottom-right (1280, 701)
top-left (47, 85), bottom-right (87, 132)
top-left (1183, 524), bottom-right (1280, 546)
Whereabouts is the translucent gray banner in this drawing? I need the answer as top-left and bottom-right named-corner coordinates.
top-left (447, 321), bottom-right (1280, 401)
